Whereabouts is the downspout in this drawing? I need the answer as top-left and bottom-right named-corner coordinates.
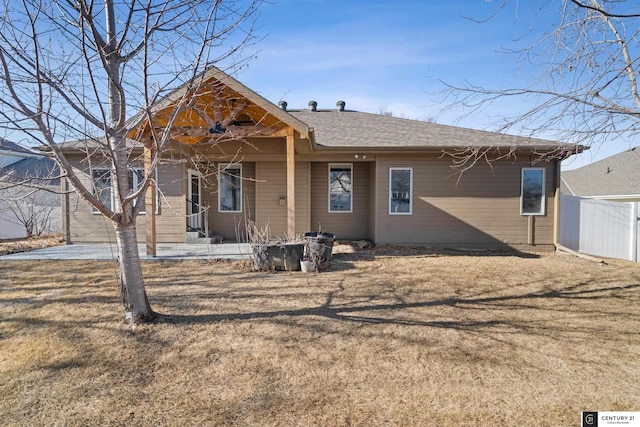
top-left (553, 160), bottom-right (561, 250)
top-left (62, 177), bottom-right (71, 244)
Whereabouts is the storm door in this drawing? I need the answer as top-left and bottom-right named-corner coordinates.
top-left (187, 170), bottom-right (203, 231)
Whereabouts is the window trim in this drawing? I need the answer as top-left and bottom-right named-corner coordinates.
top-left (91, 167), bottom-right (147, 215)
top-left (218, 163), bottom-right (242, 213)
top-left (152, 170), bottom-right (161, 215)
top-left (91, 167), bottom-right (113, 214)
top-left (389, 167), bottom-right (413, 215)
top-left (129, 167), bottom-right (146, 215)
top-left (328, 163), bottom-right (353, 213)
top-left (520, 167), bottom-right (546, 216)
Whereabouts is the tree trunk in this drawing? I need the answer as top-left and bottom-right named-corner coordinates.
top-left (115, 221), bottom-right (155, 323)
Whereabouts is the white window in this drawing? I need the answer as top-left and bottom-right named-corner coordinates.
top-left (329, 163), bottom-right (352, 213)
top-left (91, 167), bottom-right (145, 213)
top-left (389, 168), bottom-right (412, 215)
top-left (521, 168), bottom-right (545, 215)
top-left (219, 163), bottom-right (242, 212)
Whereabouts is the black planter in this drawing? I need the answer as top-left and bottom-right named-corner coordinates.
top-left (252, 243), bottom-right (305, 271)
top-left (304, 232), bottom-right (335, 261)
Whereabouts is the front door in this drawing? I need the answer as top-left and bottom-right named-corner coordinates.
top-left (187, 169), bottom-right (202, 231)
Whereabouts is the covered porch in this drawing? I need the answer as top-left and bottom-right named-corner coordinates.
top-left (128, 68), bottom-right (314, 255)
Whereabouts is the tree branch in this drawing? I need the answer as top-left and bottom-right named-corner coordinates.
top-left (569, 0), bottom-right (640, 18)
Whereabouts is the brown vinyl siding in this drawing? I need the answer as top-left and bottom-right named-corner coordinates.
top-left (67, 158), bottom-right (187, 243)
top-left (202, 162), bottom-right (256, 241)
top-left (374, 155), bottom-right (557, 249)
top-left (368, 162), bottom-right (377, 241)
top-left (193, 138), bottom-right (286, 157)
top-left (65, 154), bottom-right (144, 243)
top-left (296, 163), bottom-right (311, 235)
top-left (155, 162), bottom-right (186, 243)
top-left (310, 162), bottom-right (371, 240)
top-left (67, 191), bottom-right (126, 243)
top-left (255, 161), bottom-right (309, 238)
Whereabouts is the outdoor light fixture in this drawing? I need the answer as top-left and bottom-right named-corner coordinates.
top-left (209, 122), bottom-right (226, 134)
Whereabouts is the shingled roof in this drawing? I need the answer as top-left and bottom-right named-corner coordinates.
top-left (0, 138), bottom-right (36, 156)
top-left (288, 108), bottom-right (575, 151)
top-left (0, 156), bottom-right (60, 186)
top-left (561, 146), bottom-right (640, 199)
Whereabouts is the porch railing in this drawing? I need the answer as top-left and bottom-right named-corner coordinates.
top-left (187, 199), bottom-right (209, 238)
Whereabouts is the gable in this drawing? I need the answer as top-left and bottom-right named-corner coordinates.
top-left (128, 67), bottom-right (312, 150)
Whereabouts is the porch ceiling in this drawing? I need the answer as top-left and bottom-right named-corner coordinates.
top-left (127, 67), bottom-right (312, 148)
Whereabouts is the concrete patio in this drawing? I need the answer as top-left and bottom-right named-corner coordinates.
top-left (0, 242), bottom-right (253, 261)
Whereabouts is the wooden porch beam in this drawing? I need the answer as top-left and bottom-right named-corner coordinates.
top-left (154, 124), bottom-right (277, 139)
top-left (192, 106), bottom-right (217, 127)
top-left (213, 97), bottom-right (224, 123)
top-left (221, 102), bottom-right (248, 127)
top-left (286, 130), bottom-right (296, 237)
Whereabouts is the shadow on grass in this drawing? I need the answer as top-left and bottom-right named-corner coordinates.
top-left (157, 281), bottom-right (640, 329)
top-left (360, 246), bottom-right (542, 259)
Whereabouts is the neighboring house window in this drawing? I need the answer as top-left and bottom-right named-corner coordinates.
top-left (521, 167), bottom-right (545, 215)
top-left (91, 167), bottom-right (145, 214)
top-left (389, 168), bottom-right (412, 215)
top-left (219, 163), bottom-right (242, 212)
top-left (329, 163), bottom-right (352, 212)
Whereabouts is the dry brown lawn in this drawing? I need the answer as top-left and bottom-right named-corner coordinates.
top-left (0, 234), bottom-right (62, 256)
top-left (1, 247), bottom-right (639, 426)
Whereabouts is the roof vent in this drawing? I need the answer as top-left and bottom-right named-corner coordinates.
top-left (278, 101), bottom-right (287, 111)
top-left (309, 100), bottom-right (318, 112)
top-left (337, 100), bottom-right (346, 112)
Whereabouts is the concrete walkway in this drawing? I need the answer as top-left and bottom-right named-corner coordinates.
top-left (0, 243), bottom-right (253, 261)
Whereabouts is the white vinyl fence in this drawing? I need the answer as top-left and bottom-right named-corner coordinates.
top-left (560, 195), bottom-right (639, 262)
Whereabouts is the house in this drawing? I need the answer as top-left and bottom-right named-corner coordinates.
top-left (561, 147), bottom-right (640, 202)
top-left (0, 138), bottom-right (61, 239)
top-left (60, 67), bottom-right (582, 253)
top-left (0, 138), bottom-right (38, 168)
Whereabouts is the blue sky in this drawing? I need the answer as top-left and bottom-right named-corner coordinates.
top-left (232, 0), bottom-right (637, 170)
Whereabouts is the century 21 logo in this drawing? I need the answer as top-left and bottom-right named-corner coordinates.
top-left (583, 412), bottom-right (597, 427)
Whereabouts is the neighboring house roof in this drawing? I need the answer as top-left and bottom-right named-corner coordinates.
top-left (288, 108), bottom-right (576, 152)
top-left (0, 138), bottom-right (36, 156)
top-left (56, 137), bottom-right (141, 152)
top-left (0, 138), bottom-right (40, 168)
top-left (0, 155), bottom-right (60, 186)
top-left (561, 146), bottom-right (640, 199)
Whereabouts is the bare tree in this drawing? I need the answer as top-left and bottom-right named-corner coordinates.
top-left (443, 0), bottom-right (640, 168)
top-left (0, 0), bottom-right (262, 323)
top-left (0, 163), bottom-right (61, 238)
top-left (0, 187), bottom-right (60, 238)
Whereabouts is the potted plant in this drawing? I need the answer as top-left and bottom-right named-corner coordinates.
top-left (248, 221), bottom-right (305, 271)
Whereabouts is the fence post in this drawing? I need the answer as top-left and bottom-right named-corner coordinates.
top-left (634, 202), bottom-right (639, 263)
